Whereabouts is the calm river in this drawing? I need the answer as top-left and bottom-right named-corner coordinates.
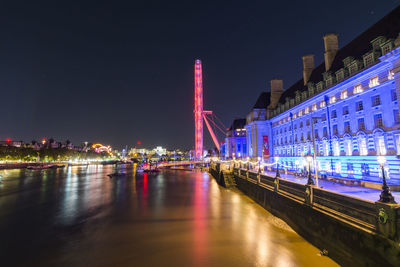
top-left (0, 164), bottom-right (337, 266)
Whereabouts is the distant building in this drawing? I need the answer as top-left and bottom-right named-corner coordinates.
top-left (245, 7), bottom-right (400, 182)
top-left (245, 92), bottom-right (271, 159)
top-left (153, 146), bottom-right (167, 156)
top-left (0, 140), bottom-right (24, 147)
top-left (225, 119), bottom-right (247, 158)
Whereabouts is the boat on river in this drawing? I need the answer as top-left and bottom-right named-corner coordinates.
top-left (107, 172), bottom-right (127, 178)
top-left (68, 162), bottom-right (89, 167)
top-left (27, 164), bottom-right (64, 170)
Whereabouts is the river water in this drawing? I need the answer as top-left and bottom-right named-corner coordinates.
top-left (0, 165), bottom-right (337, 266)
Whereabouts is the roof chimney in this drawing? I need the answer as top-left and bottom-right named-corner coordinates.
top-left (269, 79), bottom-right (283, 109)
top-left (302, 54), bottom-right (314, 85)
top-left (323, 33), bottom-right (338, 71)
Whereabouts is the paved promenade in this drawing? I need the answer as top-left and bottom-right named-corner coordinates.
top-left (254, 169), bottom-right (400, 202)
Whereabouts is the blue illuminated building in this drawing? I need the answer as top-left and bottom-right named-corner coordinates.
top-left (224, 118), bottom-right (247, 159)
top-left (244, 7), bottom-right (400, 184)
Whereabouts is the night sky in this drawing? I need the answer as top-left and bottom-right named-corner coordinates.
top-left (1, 1), bottom-right (399, 150)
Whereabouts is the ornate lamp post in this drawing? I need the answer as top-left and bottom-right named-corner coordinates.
top-left (258, 157), bottom-right (261, 173)
top-left (377, 156), bottom-right (396, 203)
top-left (275, 156), bottom-right (280, 178)
top-left (247, 157), bottom-right (250, 170)
top-left (306, 155), bottom-right (314, 185)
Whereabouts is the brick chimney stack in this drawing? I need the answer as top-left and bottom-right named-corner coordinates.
top-left (302, 54), bottom-right (314, 85)
top-left (323, 33), bottom-right (339, 71)
top-left (269, 79), bottom-right (283, 109)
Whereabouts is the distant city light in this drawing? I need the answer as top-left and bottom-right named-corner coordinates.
top-left (92, 143), bottom-right (112, 154)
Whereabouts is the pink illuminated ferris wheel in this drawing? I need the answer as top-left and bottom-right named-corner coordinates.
top-left (194, 59), bottom-right (225, 160)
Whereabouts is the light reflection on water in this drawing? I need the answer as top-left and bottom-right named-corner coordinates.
top-left (0, 166), bottom-right (338, 266)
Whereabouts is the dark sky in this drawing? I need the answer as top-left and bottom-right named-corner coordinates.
top-left (1, 0), bottom-right (399, 150)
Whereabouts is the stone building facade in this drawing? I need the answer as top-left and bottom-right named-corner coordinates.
top-left (244, 7), bottom-right (400, 182)
top-left (224, 119), bottom-right (247, 159)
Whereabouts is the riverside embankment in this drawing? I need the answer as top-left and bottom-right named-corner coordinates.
top-left (209, 161), bottom-right (400, 266)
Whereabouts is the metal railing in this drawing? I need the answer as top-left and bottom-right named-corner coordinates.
top-left (230, 167), bottom-right (383, 232)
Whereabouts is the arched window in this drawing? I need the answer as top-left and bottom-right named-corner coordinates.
top-left (323, 140), bottom-right (329, 156)
top-left (374, 130), bottom-right (386, 155)
top-left (357, 132), bottom-right (368, 156)
top-left (333, 139), bottom-right (340, 156)
top-left (343, 134), bottom-right (352, 156)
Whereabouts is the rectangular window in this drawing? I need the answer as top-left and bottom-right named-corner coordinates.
top-left (322, 113), bottom-right (327, 121)
top-left (333, 124), bottom-right (338, 135)
top-left (298, 110), bottom-right (303, 116)
top-left (329, 95), bottom-right (336, 104)
top-left (306, 119), bottom-right (310, 126)
top-left (314, 129), bottom-right (319, 139)
top-left (356, 101), bottom-right (363, 111)
top-left (394, 110), bottom-right (400, 124)
top-left (300, 121), bottom-right (303, 128)
top-left (358, 118), bottom-right (365, 131)
top-left (341, 90), bottom-right (348, 99)
top-left (374, 114), bottom-right (383, 128)
top-left (372, 95), bottom-right (381, 106)
top-left (377, 136), bottom-right (386, 155)
top-left (349, 64), bottom-right (357, 75)
top-left (305, 107), bottom-right (309, 114)
top-left (347, 163), bottom-right (354, 173)
top-left (320, 100), bottom-right (326, 108)
top-left (323, 127), bottom-right (328, 137)
top-left (307, 132), bottom-right (310, 140)
top-left (331, 110), bottom-right (337, 118)
top-left (364, 54), bottom-right (374, 67)
top-left (369, 76), bottom-right (379, 88)
top-left (312, 104), bottom-right (317, 111)
top-left (396, 135), bottom-right (400, 155)
top-left (392, 89), bottom-right (397, 101)
top-left (344, 121), bottom-right (351, 133)
top-left (343, 106), bottom-right (349, 115)
top-left (361, 163), bottom-right (370, 176)
top-left (382, 45), bottom-right (391, 55)
top-left (354, 84), bottom-right (363, 94)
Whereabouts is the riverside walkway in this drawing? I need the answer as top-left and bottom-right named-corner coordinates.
top-left (258, 169), bottom-right (400, 202)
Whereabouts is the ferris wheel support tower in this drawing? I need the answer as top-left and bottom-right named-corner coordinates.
top-left (194, 59), bottom-right (220, 160)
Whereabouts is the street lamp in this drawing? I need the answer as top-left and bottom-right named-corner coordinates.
top-left (377, 156), bottom-right (396, 203)
top-left (311, 116), bottom-right (323, 187)
top-left (247, 157), bottom-right (250, 170)
top-left (258, 156), bottom-right (261, 173)
top-left (306, 155), bottom-right (314, 185)
top-left (275, 156), bottom-right (280, 178)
